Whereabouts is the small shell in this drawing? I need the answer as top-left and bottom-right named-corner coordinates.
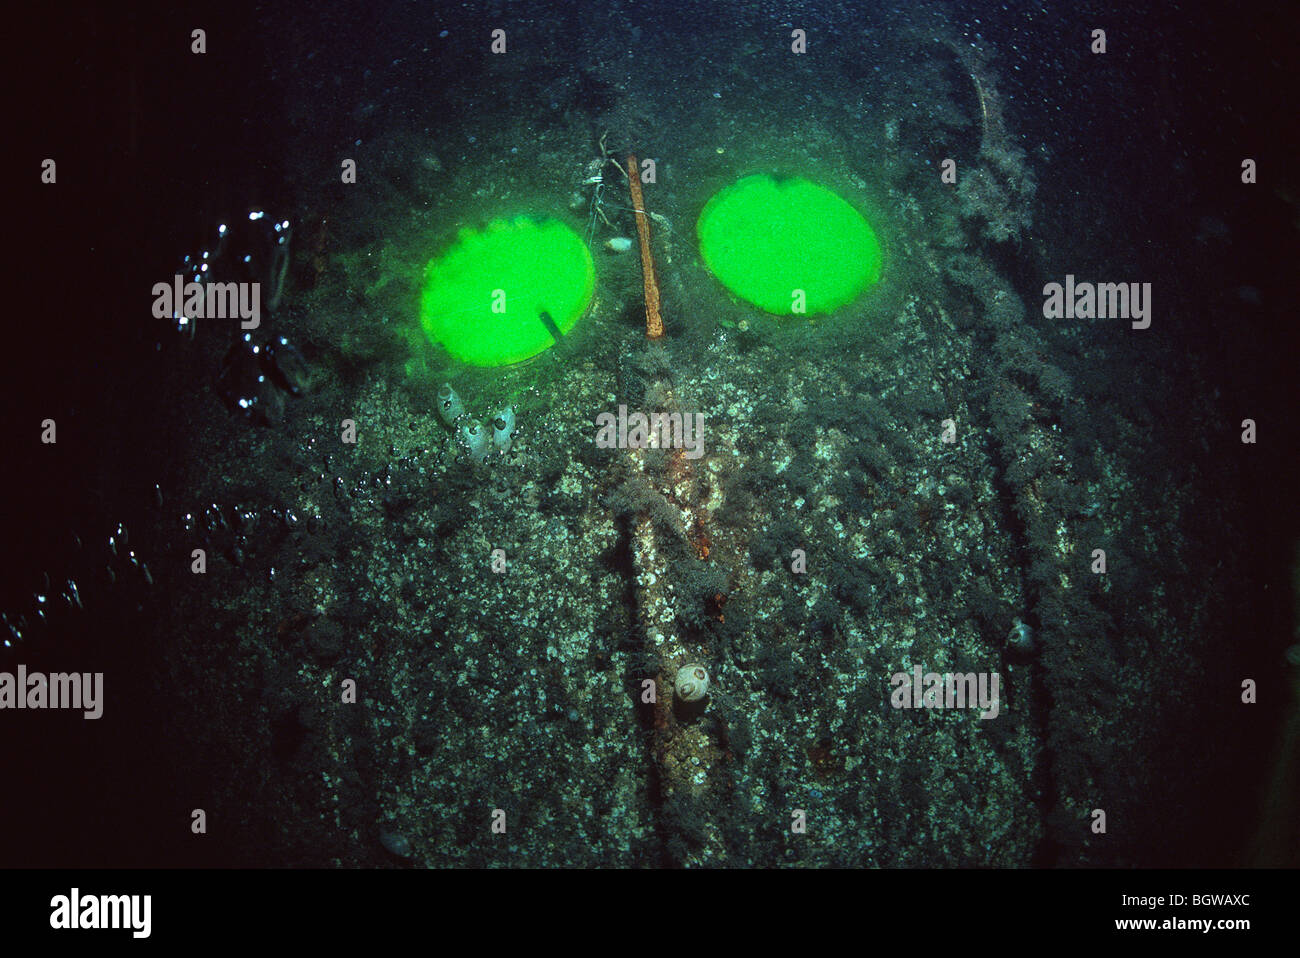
top-left (605, 236), bottom-right (634, 253)
top-left (674, 664), bottom-right (709, 703)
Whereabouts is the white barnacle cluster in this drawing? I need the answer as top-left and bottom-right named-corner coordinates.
top-left (674, 664), bottom-right (710, 703)
top-left (438, 383), bottom-right (517, 463)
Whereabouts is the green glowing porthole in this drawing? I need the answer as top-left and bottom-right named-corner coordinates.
top-left (697, 174), bottom-right (883, 315)
top-left (420, 216), bottom-right (594, 366)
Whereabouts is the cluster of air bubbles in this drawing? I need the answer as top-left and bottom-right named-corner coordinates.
top-left (217, 330), bottom-right (311, 425)
top-left (185, 499), bottom-right (313, 574)
top-left (105, 522), bottom-right (152, 586)
top-left (1, 519), bottom-right (159, 654)
top-left (165, 210), bottom-right (293, 340)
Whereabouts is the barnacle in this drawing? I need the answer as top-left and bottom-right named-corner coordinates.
top-left (458, 420), bottom-right (492, 464)
top-left (492, 405), bottom-right (517, 453)
top-left (437, 383), bottom-right (465, 427)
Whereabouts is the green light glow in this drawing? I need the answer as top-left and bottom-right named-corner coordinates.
top-left (420, 216), bottom-right (594, 366)
top-left (697, 174), bottom-right (883, 315)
